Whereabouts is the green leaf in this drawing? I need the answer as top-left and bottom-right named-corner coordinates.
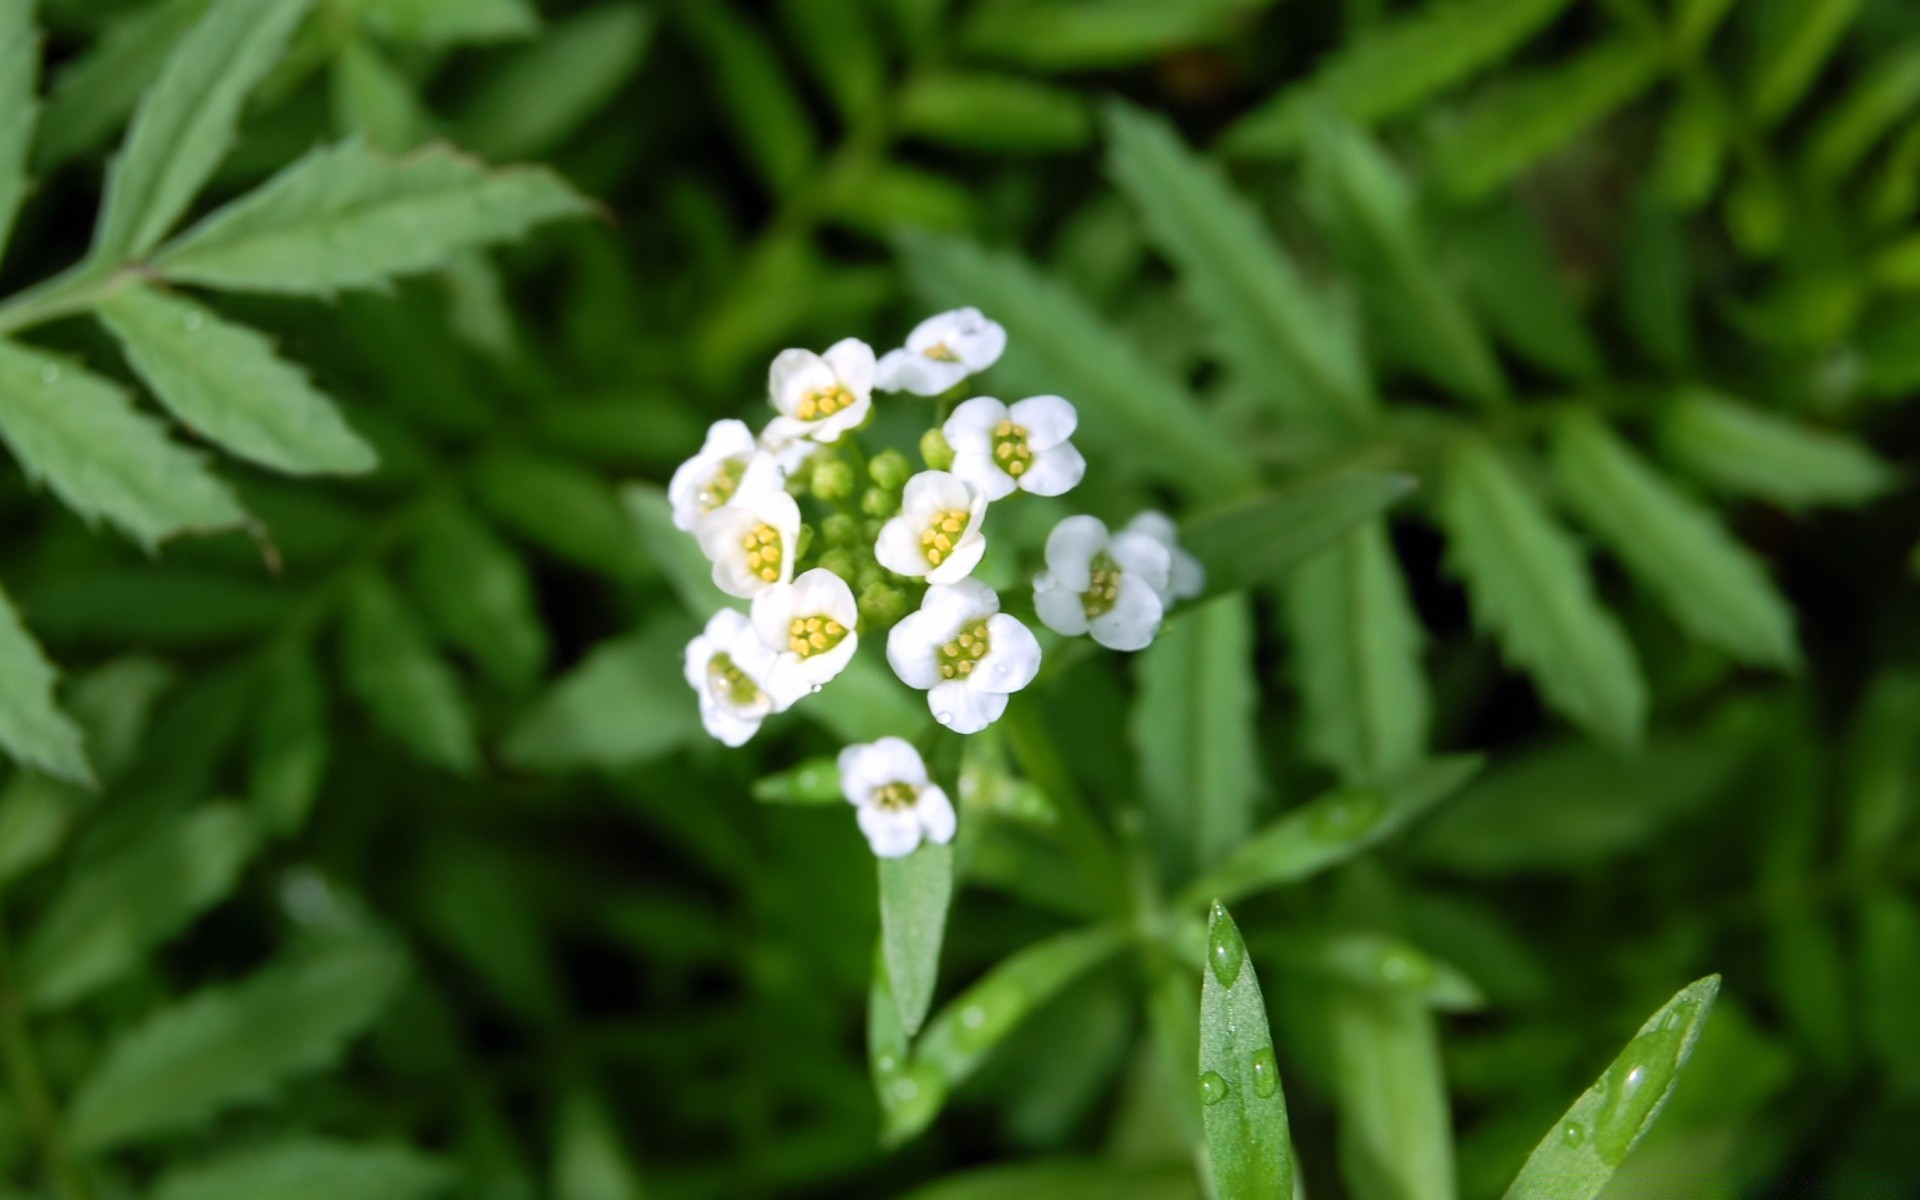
top-left (153, 1138), bottom-right (451, 1200)
top-left (68, 933), bottom-right (409, 1150)
top-left (551, 1088), bottom-right (645, 1200)
top-left (1651, 85), bottom-right (1728, 208)
top-left (1620, 193), bottom-right (1696, 368)
top-left (1282, 520), bottom-right (1428, 785)
top-left (341, 573), bottom-right (478, 775)
top-left (91, 0), bottom-right (313, 263)
top-left (98, 284), bottom-right (377, 476)
top-left (32, 0), bottom-right (209, 172)
top-left (1280, 932), bottom-right (1484, 1011)
top-left (1178, 756), bottom-right (1482, 908)
top-left (1432, 35), bottom-right (1665, 200)
top-left (1748, 0), bottom-right (1862, 126)
top-left (777, 0), bottom-right (885, 124)
top-left (1198, 903), bottom-right (1293, 1200)
top-left (415, 838), bottom-right (563, 1024)
top-left (331, 38), bottom-right (432, 153)
top-left (1131, 594), bottom-right (1262, 876)
top-left (1222, 0), bottom-right (1577, 155)
top-left (623, 483), bottom-right (728, 617)
top-left (248, 641), bottom-right (328, 837)
top-left (897, 230), bottom-right (1254, 500)
top-left (348, 0), bottom-right (537, 44)
top-left (1183, 471), bottom-right (1416, 597)
top-left (457, 4), bottom-right (655, 161)
top-left (1105, 102), bottom-right (1374, 428)
top-left (1858, 890), bottom-right (1920, 1092)
top-left (678, 3), bottom-right (816, 196)
top-left (0, 774), bottom-right (79, 884)
top-left (1805, 43), bottom-right (1920, 181)
top-left (0, 0), bottom-right (37, 259)
top-left (1502, 975), bottom-right (1720, 1197)
top-left (900, 72), bottom-right (1091, 154)
top-left (962, 0), bottom-right (1266, 70)
top-left (1447, 200), bottom-right (1603, 382)
top-left (20, 804), bottom-right (256, 1009)
top-left (902, 1160), bottom-right (1200, 1200)
top-left (0, 338), bottom-right (246, 548)
top-left (880, 840), bottom-right (954, 1037)
top-left (503, 620), bottom-right (702, 772)
top-left (411, 501), bottom-right (547, 691)
top-left (1551, 409), bottom-right (1798, 667)
top-left (66, 655), bottom-right (176, 783)
top-left (0, 582), bottom-right (90, 786)
top-left (473, 449), bottom-right (654, 584)
top-left (154, 140), bottom-right (590, 295)
top-left (1658, 389), bottom-right (1898, 509)
top-left (753, 756), bottom-right (843, 804)
top-left (1328, 979), bottom-right (1455, 1200)
top-left (1437, 438), bottom-right (1646, 749)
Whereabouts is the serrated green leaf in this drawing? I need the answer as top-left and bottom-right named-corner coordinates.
top-left (1658, 389), bottom-right (1899, 509)
top-left (98, 284), bottom-right (376, 476)
top-left (1183, 471), bottom-right (1416, 597)
top-left (1223, 0), bottom-right (1577, 155)
top-left (91, 0), bottom-right (313, 263)
top-left (1283, 520), bottom-right (1428, 784)
top-left (503, 620), bottom-right (702, 772)
top-left (880, 840), bottom-right (953, 1037)
top-left (1748, 0), bottom-right (1862, 126)
top-left (0, 338), bottom-right (246, 548)
top-left (961, 0), bottom-right (1262, 69)
top-left (1503, 976), bottom-right (1720, 1197)
top-left (411, 500), bottom-right (547, 690)
top-left (1106, 102), bottom-right (1374, 427)
top-left (248, 641), bottom-right (328, 837)
top-left (1438, 438), bottom-right (1645, 749)
top-left (33, 0), bottom-right (209, 172)
top-left (1447, 200), bottom-right (1602, 382)
top-left (348, 0), bottom-right (536, 45)
top-left (0, 582), bottom-right (90, 786)
top-left (0, 0), bottom-right (37, 260)
top-left (678, 3), bottom-right (815, 195)
top-left (68, 933), bottom-right (408, 1150)
top-left (458, 4), bottom-right (654, 162)
top-left (1131, 594), bottom-right (1261, 877)
top-left (1198, 903), bottom-right (1293, 1200)
top-left (331, 38), bottom-right (432, 153)
top-left (900, 72), bottom-right (1091, 153)
top-left (1433, 35), bottom-right (1664, 199)
top-left (1178, 756), bottom-right (1482, 908)
top-left (153, 1137), bottom-right (451, 1200)
top-left (20, 804), bottom-right (257, 1009)
top-left (1551, 410), bottom-right (1797, 667)
top-left (154, 140), bottom-right (590, 295)
top-left (341, 573), bottom-right (478, 775)
top-left (897, 230), bottom-right (1254, 500)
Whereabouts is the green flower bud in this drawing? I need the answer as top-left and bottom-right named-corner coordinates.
top-left (869, 448), bottom-right (913, 491)
top-left (858, 580), bottom-right (910, 628)
top-left (920, 427), bottom-right (955, 471)
top-left (860, 485), bottom-right (898, 517)
top-left (811, 458), bottom-right (856, 501)
top-left (817, 547), bottom-right (859, 581)
top-left (794, 524), bottom-right (814, 561)
top-left (821, 513), bottom-right (862, 548)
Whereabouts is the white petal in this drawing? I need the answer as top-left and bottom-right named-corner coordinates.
top-left (872, 737), bottom-right (930, 788)
top-left (840, 736), bottom-right (926, 801)
top-left (1018, 442), bottom-right (1085, 497)
top-left (698, 699), bottom-right (763, 747)
top-left (858, 804), bottom-right (923, 858)
top-left (976, 614), bottom-right (1042, 693)
top-left (935, 577), bottom-right (1000, 622)
top-left (916, 785), bottom-right (957, 845)
top-left (763, 657), bottom-right (813, 710)
top-left (929, 680), bottom-right (1008, 734)
top-left (901, 470), bottom-right (972, 518)
top-left (790, 567), bottom-right (856, 620)
top-left (1109, 531), bottom-right (1173, 600)
top-left (874, 515), bottom-right (930, 578)
top-left (924, 531), bottom-right (987, 585)
top-left (952, 313), bottom-right (1006, 372)
top-left (1090, 575), bottom-right (1165, 652)
top-left (875, 349), bottom-right (963, 396)
top-left (1033, 574), bottom-right (1090, 637)
top-left (822, 337), bottom-right (876, 395)
top-left (951, 450), bottom-right (1018, 501)
top-left (683, 632), bottom-right (717, 690)
top-left (1009, 395), bottom-right (1076, 449)
top-left (1171, 550), bottom-right (1206, 601)
top-left (794, 635), bottom-right (858, 692)
top-left (750, 582), bottom-right (798, 651)
top-left (943, 396), bottom-right (1009, 456)
top-left (769, 349), bottom-right (833, 415)
top-left (837, 741), bottom-right (884, 803)
top-left (1124, 511), bottom-right (1178, 546)
top-left (887, 611), bottom-right (948, 690)
top-left (1044, 516), bottom-right (1107, 590)
top-left (906, 309), bottom-right (970, 353)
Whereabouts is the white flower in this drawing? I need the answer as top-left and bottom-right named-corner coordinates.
top-left (874, 471), bottom-right (990, 584)
top-left (1032, 516), bottom-right (1171, 652)
top-left (765, 338), bottom-right (875, 445)
top-left (942, 395), bottom-right (1086, 501)
top-left (1124, 511), bottom-right (1205, 603)
top-left (693, 458), bottom-right (801, 599)
top-left (875, 307), bottom-right (1007, 396)
top-left (751, 568), bottom-right (861, 708)
top-left (838, 736), bottom-right (957, 858)
top-left (887, 578), bottom-right (1041, 734)
top-left (683, 609), bottom-right (779, 746)
top-left (667, 419), bottom-right (772, 532)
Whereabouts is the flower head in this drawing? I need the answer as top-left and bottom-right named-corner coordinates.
top-left (766, 338), bottom-right (875, 446)
top-left (1032, 516), bottom-right (1171, 652)
top-left (694, 458), bottom-right (801, 599)
top-left (887, 579), bottom-right (1040, 734)
top-left (874, 470), bottom-right (990, 584)
top-left (875, 308), bottom-right (1006, 396)
top-left (669, 420), bottom-right (766, 532)
top-left (838, 737), bottom-right (956, 858)
top-left (1124, 511), bottom-right (1205, 603)
top-left (751, 568), bottom-right (861, 708)
top-left (684, 609), bottom-right (779, 746)
top-left (943, 395), bottom-right (1086, 501)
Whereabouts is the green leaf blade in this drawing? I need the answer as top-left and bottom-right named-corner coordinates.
top-left (457, 4), bottom-right (655, 162)
top-left (0, 583), bottom-right (90, 786)
top-left (341, 574), bottom-right (479, 775)
top-left (880, 841), bottom-right (954, 1037)
top-left (153, 1137), bottom-right (451, 1200)
top-left (1183, 471), bottom-right (1416, 598)
top-left (0, 0), bottom-right (38, 258)
top-left (1658, 389), bottom-right (1899, 509)
top-left (1199, 903), bottom-right (1293, 1200)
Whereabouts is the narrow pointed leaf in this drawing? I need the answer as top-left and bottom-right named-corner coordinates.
top-left (348, 0), bottom-right (537, 45)
top-left (248, 641), bottom-right (328, 836)
top-left (0, 0), bottom-right (37, 257)
top-left (1805, 43), bottom-right (1920, 182)
top-left (1748, 0), bottom-right (1862, 126)
top-left (678, 2), bottom-right (815, 195)
top-left (503, 621), bottom-right (701, 772)
top-left (153, 1138), bottom-right (451, 1200)
top-left (1503, 975), bottom-right (1720, 1197)
top-left (341, 574), bottom-right (478, 775)
top-left (623, 483), bottom-right (728, 617)
top-left (552, 1087), bottom-right (645, 1200)
top-left (31, 0), bottom-right (208, 172)
top-left (1448, 200), bottom-right (1602, 382)
top-left (0, 338), bottom-right (245, 548)
top-left (92, 0), bottom-right (313, 262)
top-left (961, 0), bottom-right (1257, 70)
top-left (1658, 389), bottom-right (1898, 509)
top-left (1438, 439), bottom-right (1645, 749)
top-left (411, 501), bottom-right (547, 690)
top-left (1199, 903), bottom-right (1293, 1200)
top-left (457, 5), bottom-right (654, 161)
top-left (1330, 980), bottom-right (1455, 1200)
top-left (880, 840), bottom-right (953, 1037)
top-left (899, 72), bottom-right (1090, 153)
top-left (0, 584), bottom-right (90, 786)
top-left (1184, 471), bottom-right (1416, 598)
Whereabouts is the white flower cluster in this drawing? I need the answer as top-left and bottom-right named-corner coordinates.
top-left (669, 308), bottom-right (1202, 857)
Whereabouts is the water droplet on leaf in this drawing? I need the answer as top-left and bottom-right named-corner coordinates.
top-left (1251, 1047), bottom-right (1279, 1098)
top-left (1310, 789), bottom-right (1386, 841)
top-left (1198, 1071), bottom-right (1230, 1105)
top-left (1207, 903), bottom-right (1245, 989)
top-left (1594, 1027), bottom-right (1681, 1164)
top-left (1561, 1122), bottom-right (1584, 1147)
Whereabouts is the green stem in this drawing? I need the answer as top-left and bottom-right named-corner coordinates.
top-left (0, 924), bottom-right (91, 1200)
top-left (0, 262), bottom-right (135, 339)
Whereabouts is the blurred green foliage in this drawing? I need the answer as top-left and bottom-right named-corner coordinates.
top-left (1, 0), bottom-right (1919, 1196)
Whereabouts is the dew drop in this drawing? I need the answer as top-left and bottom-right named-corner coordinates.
top-left (1561, 1122), bottom-right (1585, 1148)
top-left (181, 310), bottom-right (204, 332)
top-left (1207, 902), bottom-right (1245, 989)
top-left (961, 1005), bottom-right (985, 1028)
top-left (1250, 1047), bottom-right (1279, 1098)
top-left (876, 1054), bottom-right (897, 1074)
top-left (1198, 1071), bottom-right (1230, 1106)
top-left (935, 711), bottom-right (952, 726)
top-left (1378, 947), bottom-right (1434, 988)
top-left (893, 1077), bottom-right (918, 1101)
top-left (1310, 788), bottom-right (1386, 841)
top-left (37, 365), bottom-right (59, 385)
top-left (809, 683), bottom-right (823, 694)
top-left (1593, 1027), bottom-right (1681, 1165)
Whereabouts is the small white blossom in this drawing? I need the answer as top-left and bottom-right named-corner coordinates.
top-left (1124, 511), bottom-right (1205, 603)
top-left (838, 736), bottom-right (956, 858)
top-left (765, 338), bottom-right (875, 446)
top-left (1032, 515), bottom-right (1171, 652)
top-left (751, 568), bottom-right (861, 708)
top-left (887, 578), bottom-right (1041, 734)
top-left (694, 458), bottom-right (801, 599)
top-left (874, 471), bottom-right (990, 585)
top-left (668, 420), bottom-right (771, 532)
top-left (942, 395), bottom-right (1086, 501)
top-left (684, 609), bottom-right (780, 746)
top-left (875, 307), bottom-right (1006, 396)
